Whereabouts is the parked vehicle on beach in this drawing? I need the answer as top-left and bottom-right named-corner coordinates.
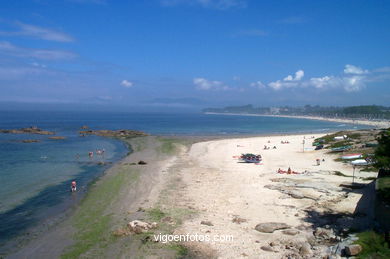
top-left (239, 153), bottom-right (262, 163)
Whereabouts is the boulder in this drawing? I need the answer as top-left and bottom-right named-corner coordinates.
top-left (260, 245), bottom-right (274, 252)
top-left (282, 229), bottom-right (299, 236)
top-left (201, 220), bottom-right (214, 226)
top-left (299, 243), bottom-right (312, 256)
top-left (138, 160), bottom-right (147, 165)
top-left (255, 222), bottom-right (291, 233)
top-left (127, 220), bottom-right (157, 234)
top-left (345, 244), bottom-right (362, 256)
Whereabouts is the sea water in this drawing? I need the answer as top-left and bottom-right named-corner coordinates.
top-left (0, 110), bottom-right (369, 249)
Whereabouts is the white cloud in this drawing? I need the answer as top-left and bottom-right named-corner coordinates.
top-left (343, 75), bottom-right (365, 92)
top-left (343, 64), bottom-right (368, 75)
top-left (283, 69), bottom-right (304, 81)
top-left (308, 76), bottom-right (333, 89)
top-left (268, 80), bottom-right (298, 90)
top-left (121, 80), bottom-right (133, 88)
top-left (0, 22), bottom-right (74, 42)
top-left (161, 0), bottom-right (246, 9)
top-left (193, 77), bottom-right (229, 90)
top-left (250, 80), bottom-right (265, 89)
top-left (258, 65), bottom-right (379, 92)
top-left (0, 41), bottom-right (76, 60)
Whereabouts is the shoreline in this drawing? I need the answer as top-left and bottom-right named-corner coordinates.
top-left (7, 136), bottom-right (189, 258)
top-left (204, 112), bottom-right (390, 128)
top-left (6, 127), bottom-right (383, 258)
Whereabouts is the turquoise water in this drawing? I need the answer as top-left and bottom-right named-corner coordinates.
top-left (0, 110), bottom-right (369, 250)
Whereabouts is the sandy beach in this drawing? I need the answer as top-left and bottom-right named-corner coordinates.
top-left (161, 133), bottom-right (377, 258)
top-left (7, 132), bottom-right (378, 258)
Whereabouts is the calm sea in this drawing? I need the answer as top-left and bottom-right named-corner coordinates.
top-left (0, 110), bottom-right (368, 251)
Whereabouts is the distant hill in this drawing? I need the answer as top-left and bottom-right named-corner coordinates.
top-left (203, 105), bottom-right (390, 119)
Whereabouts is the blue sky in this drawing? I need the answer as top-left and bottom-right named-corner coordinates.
top-left (0, 0), bottom-right (390, 110)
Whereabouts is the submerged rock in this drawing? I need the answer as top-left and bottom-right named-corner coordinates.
top-left (255, 222), bottom-right (291, 233)
top-left (48, 136), bottom-right (66, 140)
top-left (22, 139), bottom-right (40, 143)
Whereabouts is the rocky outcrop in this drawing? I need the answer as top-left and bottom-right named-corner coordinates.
top-left (0, 127), bottom-right (54, 135)
top-left (127, 220), bottom-right (157, 234)
top-left (255, 222), bottom-right (291, 233)
top-left (22, 139), bottom-right (40, 143)
top-left (48, 136), bottom-right (66, 140)
top-left (79, 129), bottom-right (148, 138)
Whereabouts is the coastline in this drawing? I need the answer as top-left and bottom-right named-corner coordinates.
top-left (7, 136), bottom-right (193, 258)
top-left (6, 128), bottom-right (382, 258)
top-left (204, 112), bottom-right (390, 128)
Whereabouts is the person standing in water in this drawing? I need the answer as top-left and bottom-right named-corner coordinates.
top-left (71, 181), bottom-right (77, 192)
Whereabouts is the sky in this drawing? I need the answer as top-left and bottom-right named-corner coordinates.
top-left (0, 0), bottom-right (390, 111)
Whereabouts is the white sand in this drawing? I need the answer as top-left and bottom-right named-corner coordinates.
top-left (169, 134), bottom-right (377, 258)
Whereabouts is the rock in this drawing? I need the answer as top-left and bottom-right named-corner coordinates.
top-left (286, 190), bottom-right (305, 199)
top-left (127, 220), bottom-right (157, 234)
top-left (232, 216), bottom-right (247, 224)
top-left (138, 160), bottom-right (147, 165)
top-left (299, 243), bottom-right (312, 256)
top-left (79, 129), bottom-right (148, 138)
top-left (282, 229), bottom-right (300, 236)
top-left (1, 127), bottom-right (55, 135)
top-left (201, 220), bottom-right (214, 226)
top-left (48, 136), bottom-right (66, 140)
top-left (345, 244), bottom-right (362, 256)
top-left (260, 245), bottom-right (274, 252)
top-left (112, 227), bottom-right (130, 237)
top-left (21, 139), bottom-right (40, 143)
top-left (314, 227), bottom-right (336, 241)
top-left (255, 222), bottom-right (290, 233)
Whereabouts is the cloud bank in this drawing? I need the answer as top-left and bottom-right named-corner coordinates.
top-left (251, 65), bottom-right (384, 92)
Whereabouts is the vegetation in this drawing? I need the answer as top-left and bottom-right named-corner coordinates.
top-left (376, 177), bottom-right (390, 202)
top-left (61, 167), bottom-right (140, 258)
top-left (375, 129), bottom-right (390, 170)
top-left (355, 231), bottom-right (390, 258)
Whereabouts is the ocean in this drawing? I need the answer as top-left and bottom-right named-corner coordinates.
top-left (0, 110), bottom-right (369, 251)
